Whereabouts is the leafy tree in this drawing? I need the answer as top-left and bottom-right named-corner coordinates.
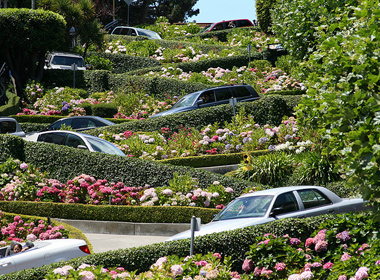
top-left (0, 8), bottom-right (66, 98)
top-left (296, 0), bottom-right (380, 215)
top-left (255, 0), bottom-right (276, 34)
top-left (115, 0), bottom-right (199, 25)
top-left (271, 0), bottom-right (359, 60)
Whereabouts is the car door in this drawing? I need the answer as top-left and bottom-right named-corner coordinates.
top-left (295, 189), bottom-right (335, 218)
top-left (38, 132), bottom-right (67, 145)
top-left (214, 88), bottom-right (233, 105)
top-left (269, 191), bottom-right (303, 220)
top-left (0, 256), bottom-right (16, 274)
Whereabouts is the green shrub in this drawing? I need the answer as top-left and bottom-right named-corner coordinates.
top-left (87, 95), bottom-right (299, 137)
top-left (0, 202), bottom-right (219, 224)
top-left (91, 103), bottom-right (118, 118)
top-left (86, 54), bottom-right (113, 71)
top-left (0, 213), bottom-right (337, 280)
top-left (256, 0), bottom-right (277, 33)
top-left (0, 135), bottom-right (255, 195)
top-left (42, 69), bottom-right (87, 89)
top-left (83, 70), bottom-right (111, 93)
top-left (0, 91), bottom-right (20, 116)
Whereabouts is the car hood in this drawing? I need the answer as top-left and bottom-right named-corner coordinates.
top-left (150, 107), bottom-right (193, 118)
top-left (166, 217), bottom-right (272, 241)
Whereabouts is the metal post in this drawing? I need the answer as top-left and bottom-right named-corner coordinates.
top-left (127, 4), bottom-right (130, 26)
top-left (190, 216), bottom-right (196, 255)
top-left (72, 63), bottom-right (77, 88)
top-left (247, 44), bottom-right (252, 66)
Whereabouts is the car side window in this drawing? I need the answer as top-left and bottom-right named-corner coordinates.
top-left (119, 28), bottom-right (130, 35)
top-left (49, 119), bottom-right (72, 130)
top-left (215, 88), bottom-right (233, 101)
top-left (71, 118), bottom-right (89, 129)
top-left (233, 87), bottom-right (251, 98)
top-left (272, 192), bottom-right (299, 215)
top-left (199, 90), bottom-right (215, 103)
top-left (65, 134), bottom-right (86, 148)
top-left (38, 132), bottom-right (66, 145)
top-left (297, 189), bottom-right (333, 209)
top-left (0, 121), bottom-right (16, 133)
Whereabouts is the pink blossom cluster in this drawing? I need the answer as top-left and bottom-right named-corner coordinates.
top-left (0, 214), bottom-right (67, 243)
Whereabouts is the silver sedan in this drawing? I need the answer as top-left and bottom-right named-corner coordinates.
top-left (167, 186), bottom-right (367, 241)
top-left (0, 239), bottom-right (90, 275)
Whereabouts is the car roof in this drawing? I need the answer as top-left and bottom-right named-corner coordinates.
top-left (53, 115), bottom-right (114, 123)
top-left (241, 186), bottom-right (328, 197)
top-left (0, 117), bottom-right (18, 122)
top-left (49, 52), bottom-right (84, 58)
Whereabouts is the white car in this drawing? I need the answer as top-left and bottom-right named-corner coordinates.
top-left (111, 26), bottom-right (162, 39)
top-left (167, 186), bottom-right (367, 241)
top-left (0, 239), bottom-right (90, 275)
top-left (0, 117), bottom-right (25, 137)
top-left (45, 52), bottom-right (86, 71)
top-left (25, 130), bottom-right (126, 157)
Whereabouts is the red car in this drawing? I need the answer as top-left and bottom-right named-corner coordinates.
top-left (200, 19), bottom-right (254, 33)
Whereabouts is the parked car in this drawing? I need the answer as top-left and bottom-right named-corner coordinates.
top-left (41, 116), bottom-right (114, 132)
top-left (0, 117), bottom-right (25, 137)
top-left (166, 186), bottom-right (367, 241)
top-left (44, 52), bottom-right (86, 71)
top-left (0, 239), bottom-right (90, 275)
top-left (150, 84), bottom-right (260, 118)
top-left (25, 131), bottom-right (126, 157)
top-left (111, 26), bottom-right (162, 40)
top-left (200, 19), bottom-right (254, 33)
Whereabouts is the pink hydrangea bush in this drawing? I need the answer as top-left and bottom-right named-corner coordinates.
top-left (0, 212), bottom-right (68, 244)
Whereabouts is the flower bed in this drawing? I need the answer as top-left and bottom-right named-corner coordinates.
top-left (0, 159), bottom-right (236, 208)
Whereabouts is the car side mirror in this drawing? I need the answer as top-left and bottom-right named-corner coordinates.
top-left (269, 207), bottom-right (283, 217)
top-left (45, 60), bottom-right (49, 66)
top-left (197, 99), bottom-right (204, 106)
top-left (77, 145), bottom-right (88, 150)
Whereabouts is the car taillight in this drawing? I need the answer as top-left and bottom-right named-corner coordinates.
top-left (79, 245), bottom-right (91, 254)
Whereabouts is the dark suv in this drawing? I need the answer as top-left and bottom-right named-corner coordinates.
top-left (200, 19), bottom-right (254, 33)
top-left (150, 84), bottom-right (260, 118)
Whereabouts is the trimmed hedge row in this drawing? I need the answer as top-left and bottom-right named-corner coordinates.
top-left (88, 52), bottom-right (161, 74)
top-left (125, 52), bottom-right (265, 77)
top-left (11, 115), bottom-right (131, 124)
top-left (87, 95), bottom-right (300, 136)
top-left (0, 202), bottom-right (219, 224)
top-left (161, 150), bottom-right (270, 168)
top-left (108, 74), bottom-right (211, 99)
top-left (0, 135), bottom-right (255, 195)
top-left (0, 214), bottom-right (336, 280)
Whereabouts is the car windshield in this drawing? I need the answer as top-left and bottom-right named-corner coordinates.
top-left (213, 195), bottom-right (273, 221)
top-left (52, 56), bottom-right (85, 67)
top-left (137, 29), bottom-right (161, 39)
top-left (85, 137), bottom-right (125, 156)
top-left (171, 93), bottom-right (199, 109)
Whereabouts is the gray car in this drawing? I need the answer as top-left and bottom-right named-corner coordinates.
top-left (0, 117), bottom-right (25, 137)
top-left (25, 130), bottom-right (125, 157)
top-left (166, 186), bottom-right (367, 241)
top-left (150, 84), bottom-right (260, 118)
top-left (42, 116), bottom-right (114, 132)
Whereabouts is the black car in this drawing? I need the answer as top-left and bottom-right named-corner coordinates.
top-left (150, 84), bottom-right (260, 118)
top-left (42, 116), bottom-right (114, 132)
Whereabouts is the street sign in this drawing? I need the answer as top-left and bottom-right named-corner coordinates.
top-left (124, 0), bottom-right (132, 5)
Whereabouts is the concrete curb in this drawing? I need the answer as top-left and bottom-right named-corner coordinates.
top-left (54, 218), bottom-right (191, 236)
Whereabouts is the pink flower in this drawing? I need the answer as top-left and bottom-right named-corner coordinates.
top-left (20, 163), bottom-right (28, 170)
top-left (323, 262), bottom-right (333, 270)
top-left (275, 262), bottom-right (286, 271)
top-left (315, 241), bottom-right (328, 252)
top-left (354, 267), bottom-right (368, 280)
top-left (212, 253), bottom-right (221, 259)
top-left (242, 259), bottom-right (254, 273)
top-left (290, 238), bottom-right (301, 246)
top-left (79, 270), bottom-right (95, 280)
top-left (341, 253), bottom-right (351, 261)
top-left (171, 264), bottom-right (183, 276)
top-left (305, 238), bottom-right (314, 247)
top-left (338, 276), bottom-right (347, 280)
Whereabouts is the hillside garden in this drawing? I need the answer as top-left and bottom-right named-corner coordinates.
top-left (1, 0), bottom-right (380, 278)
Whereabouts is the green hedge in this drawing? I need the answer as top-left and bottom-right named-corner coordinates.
top-left (108, 74), bottom-right (210, 99)
top-left (87, 95), bottom-right (299, 136)
top-left (88, 52), bottom-right (161, 74)
top-left (0, 135), bottom-right (255, 195)
top-left (0, 91), bottom-right (20, 116)
top-left (0, 202), bottom-right (219, 224)
top-left (0, 213), bottom-right (336, 280)
top-left (161, 150), bottom-right (270, 168)
top-left (10, 114), bottom-right (132, 124)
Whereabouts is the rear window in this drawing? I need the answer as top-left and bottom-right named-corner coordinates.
top-left (234, 87), bottom-right (251, 97)
top-left (0, 121), bottom-right (16, 133)
top-left (52, 56), bottom-right (84, 67)
top-left (236, 20), bottom-right (253, 27)
top-left (298, 189), bottom-right (332, 209)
